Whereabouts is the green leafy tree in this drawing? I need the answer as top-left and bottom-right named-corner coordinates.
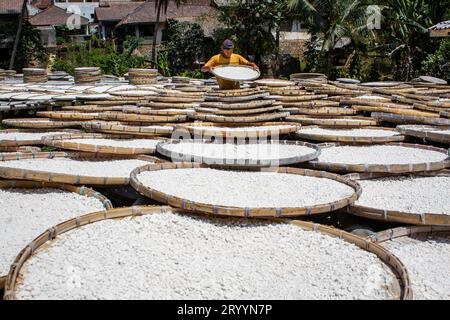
top-left (164, 19), bottom-right (207, 74)
top-left (421, 39), bottom-right (450, 81)
top-left (217, 0), bottom-right (289, 66)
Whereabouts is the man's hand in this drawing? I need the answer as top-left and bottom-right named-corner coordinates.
top-left (250, 63), bottom-right (259, 71)
top-left (201, 65), bottom-right (213, 73)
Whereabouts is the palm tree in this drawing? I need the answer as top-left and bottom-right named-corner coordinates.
top-left (151, 0), bottom-right (181, 64)
top-left (380, 0), bottom-right (439, 80)
top-left (287, 0), bottom-right (369, 76)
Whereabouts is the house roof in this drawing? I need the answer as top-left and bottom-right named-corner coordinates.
top-left (95, 2), bottom-right (144, 22)
top-left (31, 0), bottom-right (52, 10)
top-left (116, 0), bottom-right (217, 27)
top-left (0, 0), bottom-right (24, 15)
top-left (429, 20), bottom-right (450, 31)
top-left (29, 5), bottom-right (89, 27)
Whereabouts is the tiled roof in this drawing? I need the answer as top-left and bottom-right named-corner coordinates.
top-left (117, 0), bottom-right (217, 27)
top-left (95, 2), bottom-right (144, 22)
top-left (31, 0), bottom-right (52, 10)
top-left (29, 5), bottom-right (89, 27)
top-left (0, 0), bottom-right (23, 15)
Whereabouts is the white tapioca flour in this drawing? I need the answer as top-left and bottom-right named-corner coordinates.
top-left (15, 212), bottom-right (399, 300)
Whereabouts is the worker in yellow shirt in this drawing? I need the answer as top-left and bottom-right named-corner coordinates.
top-left (201, 39), bottom-right (259, 90)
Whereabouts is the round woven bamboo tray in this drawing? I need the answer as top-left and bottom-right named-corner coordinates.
top-left (440, 110), bottom-right (450, 118)
top-left (194, 105), bottom-right (282, 115)
top-left (280, 100), bottom-right (340, 107)
top-left (97, 112), bottom-right (188, 123)
top-left (36, 111), bottom-right (100, 121)
top-left (295, 126), bottom-right (404, 143)
top-left (0, 152), bottom-right (161, 185)
top-left (0, 180), bottom-right (113, 290)
top-left (60, 105), bottom-right (129, 112)
top-left (42, 133), bottom-right (164, 155)
top-left (0, 129), bottom-right (79, 147)
top-left (192, 112), bottom-right (290, 123)
top-left (22, 68), bottom-right (47, 83)
top-left (290, 73), bottom-right (327, 80)
top-left (139, 101), bottom-right (197, 109)
top-left (285, 116), bottom-right (378, 127)
top-left (372, 112), bottom-right (450, 126)
top-left (2, 118), bottom-right (81, 129)
top-left (352, 105), bottom-right (438, 117)
top-left (270, 94), bottom-right (328, 102)
top-left (2, 205), bottom-right (412, 300)
top-left (413, 103), bottom-right (447, 113)
top-left (156, 140), bottom-right (321, 168)
top-left (287, 107), bottom-right (358, 117)
top-left (204, 93), bottom-right (269, 103)
top-left (176, 122), bottom-right (300, 139)
top-left (130, 163), bottom-right (361, 218)
top-left (199, 99), bottom-right (274, 110)
top-left (147, 96), bottom-right (203, 103)
top-left (255, 79), bottom-right (295, 87)
top-left (212, 65), bottom-right (260, 82)
top-left (368, 225), bottom-right (450, 243)
top-left (122, 107), bottom-right (194, 116)
top-left (346, 173), bottom-right (450, 226)
top-left (396, 125), bottom-right (450, 144)
top-left (207, 87), bottom-right (261, 96)
top-left (309, 143), bottom-right (450, 173)
top-left (81, 121), bottom-right (174, 136)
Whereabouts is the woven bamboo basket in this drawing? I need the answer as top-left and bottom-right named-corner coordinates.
top-left (22, 68), bottom-right (47, 83)
top-left (308, 143), bottom-right (450, 173)
top-left (199, 99), bottom-right (275, 110)
top-left (204, 92), bottom-right (269, 103)
top-left (175, 122), bottom-right (300, 139)
top-left (287, 107), bottom-right (358, 116)
top-left (0, 152), bottom-right (161, 185)
top-left (156, 139), bottom-right (321, 168)
top-left (97, 112), bottom-right (188, 123)
top-left (130, 163), bottom-right (361, 218)
top-left (372, 112), bottom-right (450, 126)
top-left (194, 105), bottom-right (282, 115)
top-left (36, 111), bottom-right (100, 121)
top-left (42, 133), bottom-right (164, 155)
top-left (346, 173), bottom-right (450, 226)
top-left (0, 129), bottom-right (78, 147)
top-left (81, 121), bottom-right (174, 136)
top-left (192, 112), bottom-right (290, 123)
top-left (396, 125), bottom-right (450, 144)
top-left (294, 126), bottom-right (405, 143)
top-left (2, 118), bottom-right (81, 129)
top-left (0, 180), bottom-right (113, 289)
top-left (285, 116), bottom-right (378, 127)
top-left (2, 205), bottom-right (412, 300)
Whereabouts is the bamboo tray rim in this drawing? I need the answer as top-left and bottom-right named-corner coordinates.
top-left (130, 163), bottom-right (362, 218)
top-left (368, 225), bottom-right (450, 243)
top-left (346, 172), bottom-right (450, 226)
top-left (294, 126), bottom-right (405, 143)
top-left (0, 180), bottom-right (113, 289)
top-left (2, 205), bottom-right (411, 300)
top-left (0, 152), bottom-right (161, 185)
top-left (309, 142), bottom-right (450, 173)
top-left (156, 139), bottom-right (321, 168)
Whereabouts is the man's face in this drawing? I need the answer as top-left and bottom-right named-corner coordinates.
top-left (222, 48), bottom-right (233, 58)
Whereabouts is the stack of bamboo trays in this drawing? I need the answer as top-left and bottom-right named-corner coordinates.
top-left (128, 69), bottom-right (158, 85)
top-left (23, 68), bottom-right (47, 83)
top-left (193, 87), bottom-right (290, 123)
top-left (74, 67), bottom-right (101, 84)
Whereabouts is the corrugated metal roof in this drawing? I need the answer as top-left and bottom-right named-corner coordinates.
top-left (429, 20), bottom-right (450, 30)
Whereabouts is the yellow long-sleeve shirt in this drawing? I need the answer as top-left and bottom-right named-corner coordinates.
top-left (204, 53), bottom-right (252, 90)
